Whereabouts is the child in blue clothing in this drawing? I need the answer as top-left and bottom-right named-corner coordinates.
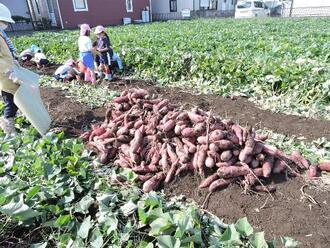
top-left (94, 25), bottom-right (113, 81)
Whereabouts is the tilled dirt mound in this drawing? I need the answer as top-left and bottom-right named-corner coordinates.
top-left (103, 78), bottom-right (330, 142)
top-left (40, 88), bottom-right (105, 136)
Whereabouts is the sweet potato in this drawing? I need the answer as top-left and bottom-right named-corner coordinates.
top-left (232, 149), bottom-right (240, 157)
top-left (216, 162), bottom-right (233, 168)
top-left (209, 178), bottom-right (233, 192)
top-left (182, 138), bottom-right (197, 153)
top-left (205, 156), bottom-right (215, 168)
top-left (113, 95), bottom-right (129, 104)
top-left (143, 172), bottom-right (165, 193)
top-left (255, 134), bottom-right (268, 141)
top-left (132, 164), bottom-right (158, 174)
top-left (256, 153), bottom-right (265, 162)
top-left (199, 173), bottom-right (219, 189)
top-left (231, 124), bottom-right (244, 145)
top-left (250, 159), bottom-right (259, 169)
top-left (89, 127), bottom-right (106, 142)
top-left (114, 159), bottom-right (130, 168)
top-left (134, 119), bottom-right (144, 129)
top-left (131, 129), bottom-right (143, 153)
top-left (209, 130), bottom-right (226, 142)
top-left (187, 111), bottom-right (205, 123)
top-left (226, 133), bottom-right (239, 145)
top-left (176, 111), bottom-right (189, 121)
top-left (308, 165), bottom-right (318, 179)
top-left (80, 131), bottom-right (91, 140)
top-left (160, 144), bottom-right (170, 172)
top-left (197, 136), bottom-right (208, 145)
top-left (197, 149), bottom-right (207, 177)
top-left (159, 106), bottom-right (170, 115)
top-left (174, 125), bottom-right (182, 135)
top-left (116, 126), bottom-right (129, 136)
top-left (217, 165), bottom-right (250, 178)
top-left (214, 140), bottom-right (234, 150)
top-left (181, 128), bottom-right (196, 138)
top-left (253, 168), bottom-right (264, 177)
top-left (194, 122), bottom-right (206, 133)
top-left (272, 159), bottom-right (286, 174)
top-left (131, 89), bottom-right (149, 99)
top-left (290, 150), bottom-right (310, 169)
top-left (167, 144), bottom-right (178, 164)
top-left (173, 138), bottom-right (189, 163)
top-left (262, 156), bottom-right (274, 177)
top-left (165, 162), bottom-right (179, 183)
top-left (137, 174), bottom-right (153, 182)
top-left (153, 99), bottom-right (169, 112)
top-left (192, 150), bottom-right (199, 170)
top-left (175, 162), bottom-right (194, 176)
top-left (220, 150), bottom-right (233, 162)
top-left (209, 143), bottom-right (219, 153)
top-left (252, 142), bottom-right (264, 155)
top-left (163, 119), bottom-right (175, 132)
top-left (318, 162), bottom-right (330, 172)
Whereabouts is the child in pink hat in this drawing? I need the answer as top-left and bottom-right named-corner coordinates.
top-left (78, 24), bottom-right (96, 84)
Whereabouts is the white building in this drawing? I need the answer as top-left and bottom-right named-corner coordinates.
top-left (151, 0), bottom-right (237, 20)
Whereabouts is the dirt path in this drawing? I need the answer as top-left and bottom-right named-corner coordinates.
top-left (103, 78), bottom-right (330, 142)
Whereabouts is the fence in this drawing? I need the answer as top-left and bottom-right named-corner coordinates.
top-left (7, 19), bottom-right (54, 33)
top-left (152, 6), bottom-right (330, 21)
top-left (152, 9), bottom-right (235, 21)
top-left (283, 6), bottom-right (330, 17)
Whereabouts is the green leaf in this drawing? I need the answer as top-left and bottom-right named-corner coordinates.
top-left (281, 236), bottom-right (300, 247)
top-left (120, 200), bottom-right (137, 217)
top-left (0, 194), bottom-right (41, 221)
top-left (138, 241), bottom-right (154, 248)
top-left (220, 224), bottom-right (241, 243)
top-left (90, 227), bottom-right (103, 248)
top-left (250, 232), bottom-right (268, 248)
top-left (235, 217), bottom-right (253, 237)
top-left (77, 216), bottom-right (92, 239)
top-left (30, 242), bottom-right (47, 248)
top-left (56, 215), bottom-right (71, 227)
top-left (138, 207), bottom-right (148, 224)
top-left (149, 214), bottom-right (173, 236)
top-left (156, 235), bottom-right (181, 248)
top-left (75, 195), bottom-right (94, 214)
top-left (27, 186), bottom-right (40, 200)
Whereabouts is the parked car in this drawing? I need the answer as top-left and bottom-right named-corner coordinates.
top-left (235, 0), bottom-right (270, 18)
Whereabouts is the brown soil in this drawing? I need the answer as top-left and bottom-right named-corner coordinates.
top-left (40, 88), bottom-right (105, 136)
top-left (103, 78), bottom-right (330, 142)
top-left (165, 173), bottom-right (330, 248)
top-left (21, 61), bottom-right (58, 76)
top-left (38, 78), bottom-right (330, 247)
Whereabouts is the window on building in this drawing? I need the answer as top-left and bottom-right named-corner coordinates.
top-left (170, 0), bottom-right (177, 12)
top-left (126, 0), bottom-right (133, 12)
top-left (200, 0), bottom-right (218, 10)
top-left (72, 0), bottom-right (88, 12)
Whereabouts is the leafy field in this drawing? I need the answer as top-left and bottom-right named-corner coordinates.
top-left (12, 18), bottom-right (330, 119)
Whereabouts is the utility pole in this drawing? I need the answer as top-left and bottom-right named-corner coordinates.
top-left (289, 0), bottom-right (294, 17)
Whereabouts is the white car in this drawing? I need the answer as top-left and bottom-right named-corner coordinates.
top-left (235, 1), bottom-right (270, 18)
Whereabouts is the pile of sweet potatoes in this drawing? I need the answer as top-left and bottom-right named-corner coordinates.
top-left (81, 88), bottom-right (328, 193)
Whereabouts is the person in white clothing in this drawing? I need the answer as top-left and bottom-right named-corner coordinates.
top-left (78, 24), bottom-right (96, 84)
top-left (33, 49), bottom-right (49, 68)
